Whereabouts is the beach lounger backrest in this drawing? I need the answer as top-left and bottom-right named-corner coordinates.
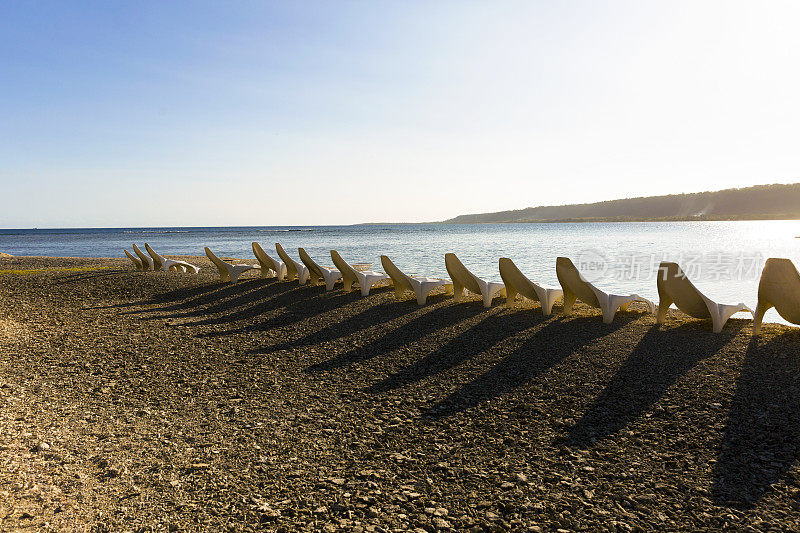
top-left (330, 250), bottom-right (359, 286)
top-left (252, 241), bottom-right (267, 266)
top-left (298, 247), bottom-right (324, 281)
top-left (132, 244), bottom-right (152, 270)
top-left (144, 243), bottom-right (165, 271)
top-left (204, 247), bottom-right (230, 271)
top-left (499, 257), bottom-right (539, 301)
top-left (444, 253), bottom-right (483, 295)
top-left (275, 243), bottom-right (298, 280)
top-left (252, 242), bottom-right (280, 273)
top-left (124, 249), bottom-right (142, 270)
top-left (381, 255), bottom-right (414, 292)
top-left (656, 262), bottom-right (712, 319)
top-left (555, 257), bottom-right (600, 307)
top-left (758, 258), bottom-right (800, 324)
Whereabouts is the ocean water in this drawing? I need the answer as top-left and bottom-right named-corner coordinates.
top-left (1, 221), bottom-right (799, 325)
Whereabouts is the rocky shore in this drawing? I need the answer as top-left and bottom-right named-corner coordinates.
top-left (1, 256), bottom-right (798, 532)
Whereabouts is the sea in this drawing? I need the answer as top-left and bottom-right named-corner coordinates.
top-left (2, 221), bottom-right (799, 325)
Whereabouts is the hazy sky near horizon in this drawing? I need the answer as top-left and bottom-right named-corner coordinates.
top-left (2, 1), bottom-right (800, 227)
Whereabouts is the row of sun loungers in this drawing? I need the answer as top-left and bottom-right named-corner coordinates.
top-left (124, 242), bottom-right (800, 333)
top-left (124, 244), bottom-right (200, 273)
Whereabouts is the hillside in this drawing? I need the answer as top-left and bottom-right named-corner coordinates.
top-left (443, 183), bottom-right (800, 223)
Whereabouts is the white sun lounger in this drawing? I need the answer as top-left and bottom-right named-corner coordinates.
top-left (445, 252), bottom-right (506, 308)
top-left (132, 244), bottom-right (154, 271)
top-left (252, 242), bottom-right (287, 280)
top-left (656, 261), bottom-right (752, 333)
top-left (754, 258), bottom-right (800, 333)
top-left (145, 243), bottom-right (199, 273)
top-left (276, 243), bottom-right (310, 285)
top-left (499, 257), bottom-right (563, 316)
top-left (298, 248), bottom-right (341, 291)
top-left (330, 250), bottom-right (389, 296)
top-left (205, 247), bottom-right (257, 283)
top-left (381, 255), bottom-right (453, 305)
top-left (557, 257), bottom-right (655, 323)
top-left (124, 249), bottom-right (144, 271)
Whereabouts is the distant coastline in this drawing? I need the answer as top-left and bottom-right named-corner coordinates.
top-left (439, 214), bottom-right (800, 224)
top-left (442, 183), bottom-right (800, 224)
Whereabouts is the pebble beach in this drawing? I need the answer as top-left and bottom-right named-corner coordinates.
top-left (1, 255), bottom-right (799, 532)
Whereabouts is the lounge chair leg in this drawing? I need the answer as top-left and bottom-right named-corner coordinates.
top-left (325, 275), bottom-right (337, 291)
top-left (712, 303), bottom-right (751, 334)
top-left (562, 291), bottom-right (577, 314)
top-left (656, 298), bottom-right (672, 325)
top-left (394, 285), bottom-right (406, 300)
top-left (417, 287), bottom-right (433, 305)
top-left (710, 312), bottom-right (724, 333)
top-left (541, 294), bottom-right (557, 316)
top-left (505, 286), bottom-right (518, 307)
top-left (599, 296), bottom-right (618, 324)
top-left (710, 303), bottom-right (730, 333)
top-left (482, 292), bottom-right (493, 308)
top-left (453, 282), bottom-right (465, 301)
top-left (361, 284), bottom-right (371, 296)
top-left (753, 300), bottom-right (771, 334)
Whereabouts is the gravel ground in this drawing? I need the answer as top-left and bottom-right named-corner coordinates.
top-left (1, 255), bottom-right (799, 532)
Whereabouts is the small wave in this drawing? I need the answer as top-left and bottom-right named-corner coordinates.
top-left (259, 229), bottom-right (314, 233)
top-left (123, 230), bottom-right (190, 234)
top-left (3, 231), bottom-right (86, 236)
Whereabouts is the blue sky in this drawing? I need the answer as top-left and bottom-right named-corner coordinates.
top-left (2, 1), bottom-right (800, 227)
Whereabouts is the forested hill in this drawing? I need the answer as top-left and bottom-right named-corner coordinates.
top-left (443, 183), bottom-right (800, 223)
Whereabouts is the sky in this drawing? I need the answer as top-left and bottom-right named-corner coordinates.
top-left (2, 1), bottom-right (800, 227)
